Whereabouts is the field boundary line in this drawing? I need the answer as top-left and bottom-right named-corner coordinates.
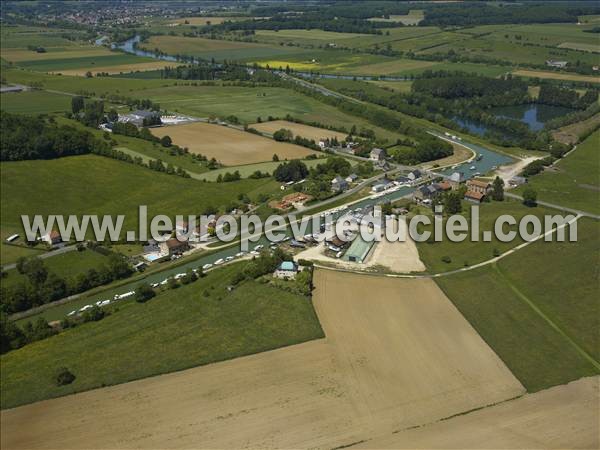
top-left (492, 263), bottom-right (600, 372)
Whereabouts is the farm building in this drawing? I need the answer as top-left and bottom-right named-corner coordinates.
top-left (447, 172), bottom-right (464, 189)
top-left (407, 169), bottom-right (423, 184)
top-left (273, 261), bottom-right (299, 279)
top-left (346, 173), bottom-right (359, 184)
top-left (271, 192), bottom-right (314, 210)
top-left (414, 183), bottom-right (443, 202)
top-left (120, 110), bottom-right (161, 127)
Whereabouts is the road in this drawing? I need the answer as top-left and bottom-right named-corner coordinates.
top-left (505, 192), bottom-right (600, 219)
top-left (2, 244), bottom-right (77, 271)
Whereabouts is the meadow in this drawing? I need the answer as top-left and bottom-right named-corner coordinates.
top-left (198, 157), bottom-right (329, 181)
top-left (0, 90), bottom-right (72, 114)
top-left (416, 199), bottom-right (553, 273)
top-left (0, 155), bottom-right (280, 237)
top-left (512, 69), bottom-right (600, 84)
top-left (249, 120), bottom-right (347, 142)
top-left (1, 248), bottom-right (109, 290)
top-left (436, 217), bottom-right (600, 392)
top-left (128, 84), bottom-right (407, 143)
top-left (0, 262), bottom-right (324, 409)
top-left (515, 130), bottom-right (600, 215)
top-left (367, 9), bottom-right (424, 25)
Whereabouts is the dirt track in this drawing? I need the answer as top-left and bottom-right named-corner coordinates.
top-left (151, 122), bottom-right (315, 165)
top-left (2, 270), bottom-right (525, 449)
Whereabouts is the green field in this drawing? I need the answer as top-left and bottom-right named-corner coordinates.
top-left (1, 241), bottom-right (46, 266)
top-left (127, 84), bottom-right (407, 143)
top-left (0, 90), bottom-right (72, 114)
top-left (139, 35), bottom-right (308, 61)
top-left (2, 248), bottom-right (109, 290)
top-left (416, 199), bottom-right (553, 273)
top-left (0, 262), bottom-right (324, 409)
top-left (436, 217), bottom-right (599, 392)
top-left (0, 155), bottom-right (280, 237)
top-left (515, 130), bottom-right (600, 215)
top-left (198, 157), bottom-right (328, 181)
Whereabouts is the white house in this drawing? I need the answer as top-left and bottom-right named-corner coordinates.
top-left (370, 148), bottom-right (386, 161)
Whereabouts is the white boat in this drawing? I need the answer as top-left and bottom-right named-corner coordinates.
top-left (67, 310), bottom-right (77, 316)
top-left (174, 273), bottom-right (186, 279)
top-left (254, 244), bottom-right (264, 251)
top-left (151, 283), bottom-right (159, 288)
top-left (470, 166), bottom-right (476, 170)
top-left (250, 250), bottom-right (259, 256)
top-left (160, 279), bottom-right (169, 285)
top-left (203, 263), bottom-right (213, 270)
top-left (100, 300), bottom-right (111, 306)
top-left (214, 258), bottom-right (224, 265)
top-left (235, 252), bottom-right (246, 257)
top-left (225, 256), bottom-right (234, 262)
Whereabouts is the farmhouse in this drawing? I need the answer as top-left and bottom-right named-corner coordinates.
top-left (370, 148), bottom-right (386, 161)
top-left (160, 238), bottom-right (189, 256)
top-left (272, 192), bottom-right (314, 210)
top-left (437, 180), bottom-right (453, 192)
top-left (42, 230), bottom-right (62, 245)
top-left (407, 169), bottom-right (423, 184)
top-left (345, 173), bottom-right (359, 184)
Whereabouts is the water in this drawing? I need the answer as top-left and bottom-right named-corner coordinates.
top-left (112, 35), bottom-right (178, 62)
top-left (455, 104), bottom-right (574, 137)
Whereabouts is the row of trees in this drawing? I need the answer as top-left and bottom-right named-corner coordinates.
top-left (1, 250), bottom-right (133, 315)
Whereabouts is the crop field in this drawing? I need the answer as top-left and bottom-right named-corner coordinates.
top-left (128, 84), bottom-right (406, 143)
top-left (0, 68), bottom-right (182, 96)
top-left (0, 262), bottom-right (324, 410)
top-left (166, 16), bottom-right (248, 26)
top-left (0, 268), bottom-right (524, 448)
top-left (552, 113), bottom-right (600, 145)
top-left (357, 376), bottom-right (599, 449)
top-left (512, 69), bottom-right (600, 84)
top-left (516, 130), bottom-right (600, 215)
top-left (0, 25), bottom-right (87, 49)
top-left (254, 29), bottom-right (371, 47)
top-left (139, 35), bottom-right (308, 61)
top-left (15, 53), bottom-right (165, 73)
top-left (151, 122), bottom-right (316, 165)
top-left (0, 155), bottom-right (280, 237)
top-left (249, 120), bottom-right (348, 141)
top-left (1, 47), bottom-right (114, 63)
top-left (0, 90), bottom-right (72, 114)
top-left (436, 217), bottom-right (600, 392)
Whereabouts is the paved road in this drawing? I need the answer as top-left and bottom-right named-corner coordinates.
top-left (505, 192), bottom-right (600, 219)
top-left (2, 244), bottom-right (77, 270)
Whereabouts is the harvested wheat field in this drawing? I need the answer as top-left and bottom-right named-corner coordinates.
top-left (356, 376), bottom-right (600, 449)
top-left (54, 61), bottom-right (175, 76)
top-left (1, 269), bottom-right (524, 449)
top-left (151, 122), bottom-right (316, 165)
top-left (250, 120), bottom-right (348, 142)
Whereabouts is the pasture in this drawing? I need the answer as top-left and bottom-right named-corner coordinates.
top-left (0, 268), bottom-right (524, 448)
top-left (198, 157), bottom-right (326, 181)
top-left (2, 248), bottom-right (109, 290)
top-left (0, 262), bottom-right (324, 410)
top-left (516, 130), bottom-right (600, 215)
top-left (0, 90), bottom-right (72, 114)
top-left (0, 155), bottom-right (280, 237)
top-left (416, 199), bottom-right (553, 273)
top-left (436, 217), bottom-right (600, 392)
top-left (128, 84), bottom-right (407, 143)
top-left (167, 16), bottom-right (247, 26)
top-left (150, 122), bottom-right (317, 165)
top-left (249, 120), bottom-right (347, 142)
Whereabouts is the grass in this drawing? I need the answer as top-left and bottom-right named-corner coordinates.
top-left (0, 262), bottom-right (324, 409)
top-left (127, 84), bottom-right (407, 143)
top-left (139, 35), bottom-right (307, 61)
top-left (1, 242), bottom-right (46, 267)
top-left (435, 217), bottom-right (599, 392)
top-left (416, 199), bottom-right (554, 273)
top-left (1, 248), bottom-right (109, 290)
top-left (0, 155), bottom-right (280, 237)
top-left (198, 157), bottom-right (327, 181)
top-left (0, 90), bottom-right (72, 114)
top-left (512, 69), bottom-right (600, 84)
top-left (515, 130), bottom-right (600, 215)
